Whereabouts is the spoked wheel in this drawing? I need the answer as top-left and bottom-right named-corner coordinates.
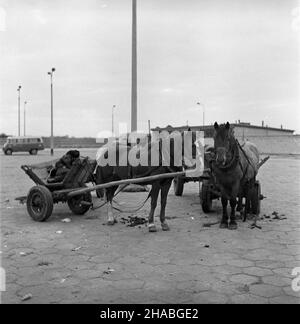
top-left (67, 189), bottom-right (92, 215)
top-left (173, 177), bottom-right (184, 196)
top-left (200, 180), bottom-right (213, 213)
top-left (27, 186), bottom-right (53, 221)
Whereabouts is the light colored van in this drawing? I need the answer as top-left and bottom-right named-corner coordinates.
top-left (2, 136), bottom-right (44, 155)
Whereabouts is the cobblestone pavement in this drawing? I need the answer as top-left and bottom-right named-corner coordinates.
top-left (1, 149), bottom-right (300, 304)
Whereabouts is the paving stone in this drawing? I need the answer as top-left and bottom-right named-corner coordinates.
top-left (229, 274), bottom-right (260, 285)
top-left (250, 284), bottom-right (282, 298)
top-left (192, 291), bottom-right (229, 304)
top-left (270, 296), bottom-right (300, 304)
top-left (243, 267), bottom-right (273, 277)
top-left (282, 286), bottom-right (300, 298)
top-left (227, 259), bottom-right (255, 268)
top-left (262, 275), bottom-right (292, 287)
top-left (231, 294), bottom-right (268, 304)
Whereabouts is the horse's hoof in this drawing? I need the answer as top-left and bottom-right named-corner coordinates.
top-left (220, 222), bottom-right (228, 229)
top-left (229, 222), bottom-right (238, 230)
top-left (107, 218), bottom-right (117, 225)
top-left (161, 223), bottom-right (170, 231)
top-left (148, 224), bottom-right (157, 232)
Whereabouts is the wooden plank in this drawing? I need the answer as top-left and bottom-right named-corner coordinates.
top-left (67, 171), bottom-right (187, 198)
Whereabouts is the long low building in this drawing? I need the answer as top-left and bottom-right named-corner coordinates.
top-left (152, 121), bottom-right (294, 138)
top-left (151, 122), bottom-right (299, 155)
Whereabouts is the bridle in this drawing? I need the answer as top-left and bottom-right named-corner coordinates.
top-left (212, 134), bottom-right (240, 172)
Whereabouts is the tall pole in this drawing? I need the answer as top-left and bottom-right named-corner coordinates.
top-left (112, 105), bottom-right (116, 135)
top-left (131, 0), bottom-right (137, 132)
top-left (197, 102), bottom-right (205, 126)
top-left (17, 86), bottom-right (21, 136)
top-left (48, 68), bottom-right (55, 156)
top-left (24, 101), bottom-right (27, 136)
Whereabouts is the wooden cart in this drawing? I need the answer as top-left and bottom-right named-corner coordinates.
top-left (19, 157), bottom-right (97, 221)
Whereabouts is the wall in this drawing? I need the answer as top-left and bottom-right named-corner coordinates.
top-left (234, 126), bottom-right (292, 137)
top-left (235, 135), bottom-right (300, 155)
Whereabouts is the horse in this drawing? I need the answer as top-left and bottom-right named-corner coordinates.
top-left (212, 122), bottom-right (259, 229)
top-left (95, 131), bottom-right (197, 232)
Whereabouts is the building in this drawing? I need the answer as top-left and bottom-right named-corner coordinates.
top-left (152, 121), bottom-right (294, 139)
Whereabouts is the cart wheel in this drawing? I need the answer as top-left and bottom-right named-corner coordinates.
top-left (67, 191), bottom-right (92, 215)
top-left (27, 186), bottom-right (53, 221)
top-left (251, 181), bottom-right (261, 215)
top-left (173, 177), bottom-right (184, 196)
top-left (200, 180), bottom-right (212, 213)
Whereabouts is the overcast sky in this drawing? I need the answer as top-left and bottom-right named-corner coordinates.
top-left (0, 0), bottom-right (299, 137)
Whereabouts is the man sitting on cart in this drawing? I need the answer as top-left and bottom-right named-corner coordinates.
top-left (48, 150), bottom-right (80, 183)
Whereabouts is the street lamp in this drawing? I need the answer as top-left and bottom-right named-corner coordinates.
top-left (112, 105), bottom-right (116, 136)
top-left (47, 67), bottom-right (55, 156)
top-left (197, 102), bottom-right (205, 126)
top-left (17, 86), bottom-right (21, 136)
top-left (131, 0), bottom-right (137, 132)
top-left (24, 101), bottom-right (27, 136)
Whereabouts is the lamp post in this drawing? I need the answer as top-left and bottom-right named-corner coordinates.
top-left (131, 0), bottom-right (137, 132)
top-left (47, 68), bottom-right (55, 156)
top-left (112, 105), bottom-right (116, 136)
top-left (17, 86), bottom-right (21, 136)
top-left (197, 102), bottom-right (205, 126)
top-left (24, 101), bottom-right (27, 136)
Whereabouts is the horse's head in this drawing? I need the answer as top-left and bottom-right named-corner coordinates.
top-left (213, 122), bottom-right (235, 166)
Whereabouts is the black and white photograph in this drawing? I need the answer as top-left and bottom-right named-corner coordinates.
top-left (0, 0), bottom-right (300, 307)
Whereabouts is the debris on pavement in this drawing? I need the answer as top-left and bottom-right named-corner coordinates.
top-left (120, 216), bottom-right (148, 227)
top-left (61, 218), bottom-right (71, 223)
top-left (38, 261), bottom-right (52, 266)
top-left (71, 246), bottom-right (82, 251)
top-left (262, 211), bottom-right (287, 221)
top-left (202, 221), bottom-right (219, 227)
top-left (103, 267), bottom-right (115, 275)
top-left (19, 251), bottom-right (33, 257)
top-left (250, 223), bottom-right (262, 230)
top-left (21, 293), bottom-right (32, 301)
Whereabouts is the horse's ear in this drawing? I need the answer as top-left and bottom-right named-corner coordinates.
top-left (214, 122), bottom-right (219, 130)
top-left (225, 122), bottom-right (230, 129)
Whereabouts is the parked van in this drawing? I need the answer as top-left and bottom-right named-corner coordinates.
top-left (2, 136), bottom-right (44, 155)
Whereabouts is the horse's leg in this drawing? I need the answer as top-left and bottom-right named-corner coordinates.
top-left (148, 182), bottom-right (160, 232)
top-left (243, 182), bottom-right (251, 222)
top-left (229, 198), bottom-right (238, 230)
top-left (159, 179), bottom-right (172, 231)
top-left (220, 196), bottom-right (228, 228)
top-left (236, 187), bottom-right (243, 215)
top-left (106, 187), bottom-right (117, 225)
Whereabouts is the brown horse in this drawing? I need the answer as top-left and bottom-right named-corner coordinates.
top-left (95, 131), bottom-right (197, 232)
top-left (212, 122), bottom-right (259, 229)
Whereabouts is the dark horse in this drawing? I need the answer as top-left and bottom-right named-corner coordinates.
top-left (212, 122), bottom-right (259, 229)
top-left (95, 132), bottom-right (197, 232)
